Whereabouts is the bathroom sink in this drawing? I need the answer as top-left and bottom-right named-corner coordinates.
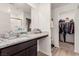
top-left (0, 32), bottom-right (41, 42)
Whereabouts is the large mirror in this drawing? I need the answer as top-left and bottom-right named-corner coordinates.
top-left (9, 3), bottom-right (31, 33)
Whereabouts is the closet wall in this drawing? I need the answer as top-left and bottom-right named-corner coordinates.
top-left (58, 11), bottom-right (76, 20)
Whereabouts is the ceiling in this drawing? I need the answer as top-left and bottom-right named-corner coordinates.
top-left (1, 3), bottom-right (76, 13)
top-left (0, 3), bottom-right (31, 13)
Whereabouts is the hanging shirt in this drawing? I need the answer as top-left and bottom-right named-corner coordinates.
top-left (64, 22), bottom-right (69, 33)
top-left (69, 21), bottom-right (74, 34)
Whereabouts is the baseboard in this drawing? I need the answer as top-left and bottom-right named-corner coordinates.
top-left (54, 45), bottom-right (59, 48)
top-left (74, 49), bottom-right (79, 53)
top-left (37, 51), bottom-right (48, 56)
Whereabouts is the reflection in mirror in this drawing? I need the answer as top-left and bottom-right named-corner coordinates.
top-left (10, 17), bottom-right (22, 32)
top-left (26, 18), bottom-right (31, 32)
top-left (9, 3), bottom-right (31, 33)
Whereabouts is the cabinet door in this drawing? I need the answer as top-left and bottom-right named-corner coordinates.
top-left (26, 45), bottom-right (37, 56)
top-left (14, 50), bottom-right (26, 56)
top-left (1, 45), bottom-right (19, 56)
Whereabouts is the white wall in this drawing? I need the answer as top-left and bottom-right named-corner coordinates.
top-left (31, 6), bottom-right (39, 30)
top-left (31, 3), bottom-right (51, 56)
top-left (24, 12), bottom-right (31, 19)
top-left (38, 4), bottom-right (51, 56)
top-left (0, 4), bottom-right (11, 33)
top-left (0, 3), bottom-right (10, 13)
top-left (58, 10), bottom-right (76, 20)
top-left (74, 5), bottom-right (79, 53)
top-left (51, 4), bottom-right (77, 47)
top-left (0, 3), bottom-right (11, 33)
top-left (0, 11), bottom-right (11, 33)
top-left (31, 4), bottom-right (40, 53)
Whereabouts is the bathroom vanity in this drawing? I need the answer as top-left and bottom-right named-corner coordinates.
top-left (0, 32), bottom-right (48, 56)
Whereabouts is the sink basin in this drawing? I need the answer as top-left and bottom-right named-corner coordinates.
top-left (0, 32), bottom-right (41, 42)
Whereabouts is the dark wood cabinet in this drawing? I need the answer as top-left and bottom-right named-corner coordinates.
top-left (26, 45), bottom-right (37, 56)
top-left (14, 50), bottom-right (26, 56)
top-left (0, 40), bottom-right (37, 56)
top-left (0, 34), bottom-right (48, 56)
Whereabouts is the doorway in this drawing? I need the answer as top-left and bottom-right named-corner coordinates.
top-left (59, 17), bottom-right (74, 52)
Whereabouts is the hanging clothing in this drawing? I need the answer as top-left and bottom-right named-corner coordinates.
top-left (59, 23), bottom-right (63, 33)
top-left (63, 22), bottom-right (70, 33)
top-left (63, 21), bottom-right (70, 42)
top-left (59, 20), bottom-right (62, 33)
top-left (69, 20), bottom-right (74, 34)
top-left (59, 19), bottom-right (74, 43)
top-left (59, 20), bottom-right (65, 33)
top-left (59, 20), bottom-right (65, 42)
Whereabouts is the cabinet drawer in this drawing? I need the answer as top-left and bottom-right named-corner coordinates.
top-left (14, 50), bottom-right (26, 56)
top-left (1, 40), bottom-right (37, 56)
top-left (19, 40), bottom-right (37, 50)
top-left (1, 45), bottom-right (19, 56)
top-left (14, 45), bottom-right (37, 56)
top-left (26, 45), bottom-right (37, 56)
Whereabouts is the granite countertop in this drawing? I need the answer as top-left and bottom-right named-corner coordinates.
top-left (0, 32), bottom-right (48, 49)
